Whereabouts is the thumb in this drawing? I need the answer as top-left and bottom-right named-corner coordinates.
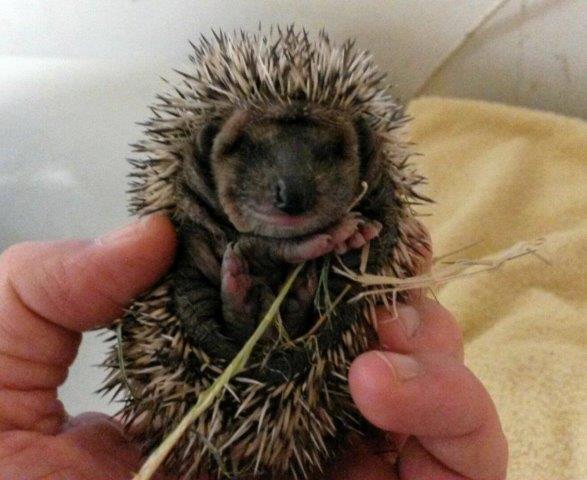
top-left (0, 215), bottom-right (176, 434)
top-left (1, 215), bottom-right (176, 335)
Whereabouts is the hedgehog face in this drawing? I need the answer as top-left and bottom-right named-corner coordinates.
top-left (199, 106), bottom-right (372, 238)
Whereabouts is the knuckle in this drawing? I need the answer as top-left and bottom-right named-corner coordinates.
top-left (1, 241), bottom-right (75, 322)
top-left (35, 253), bottom-right (83, 319)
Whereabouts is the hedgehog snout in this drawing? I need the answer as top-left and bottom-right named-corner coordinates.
top-left (272, 175), bottom-right (317, 215)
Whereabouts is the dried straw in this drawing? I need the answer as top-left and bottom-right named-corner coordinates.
top-left (334, 238), bottom-right (545, 303)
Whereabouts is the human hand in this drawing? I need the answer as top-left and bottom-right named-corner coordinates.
top-left (324, 299), bottom-right (509, 480)
top-left (0, 216), bottom-right (176, 480)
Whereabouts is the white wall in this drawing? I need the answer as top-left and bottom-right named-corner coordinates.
top-left (2, 0), bottom-right (586, 117)
top-left (0, 0), bottom-right (585, 415)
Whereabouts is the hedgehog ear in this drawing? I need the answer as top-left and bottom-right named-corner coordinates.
top-left (195, 122), bottom-right (220, 165)
top-left (353, 116), bottom-right (375, 176)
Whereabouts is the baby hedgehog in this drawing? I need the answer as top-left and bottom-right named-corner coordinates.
top-left (103, 26), bottom-right (431, 480)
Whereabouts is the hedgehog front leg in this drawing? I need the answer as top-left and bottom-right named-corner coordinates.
top-left (220, 243), bottom-right (275, 345)
top-left (171, 225), bottom-right (263, 359)
top-left (223, 242), bottom-right (319, 341)
top-left (273, 214), bottom-right (382, 264)
top-left (229, 215), bottom-right (382, 339)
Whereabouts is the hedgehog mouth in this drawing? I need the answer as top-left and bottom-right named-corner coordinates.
top-left (254, 211), bottom-right (316, 227)
top-left (247, 207), bottom-right (325, 238)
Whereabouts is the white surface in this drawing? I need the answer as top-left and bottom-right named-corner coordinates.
top-left (0, 57), bottom-right (165, 415)
top-left (3, 0), bottom-right (586, 116)
top-left (0, 0), bottom-right (585, 416)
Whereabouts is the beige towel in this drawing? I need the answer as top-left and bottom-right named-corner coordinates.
top-left (408, 97), bottom-right (587, 480)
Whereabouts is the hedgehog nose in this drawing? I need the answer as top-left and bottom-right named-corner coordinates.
top-left (274, 176), bottom-right (315, 215)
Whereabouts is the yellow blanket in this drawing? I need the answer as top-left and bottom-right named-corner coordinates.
top-left (408, 97), bottom-right (586, 480)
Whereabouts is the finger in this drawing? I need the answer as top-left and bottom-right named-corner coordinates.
top-left (323, 436), bottom-right (399, 480)
top-left (62, 414), bottom-right (201, 480)
top-left (349, 352), bottom-right (508, 480)
top-left (3, 214), bottom-right (176, 331)
top-left (0, 215), bottom-right (176, 434)
top-left (375, 299), bottom-right (464, 361)
top-left (398, 438), bottom-right (470, 480)
top-left (0, 390), bottom-right (65, 434)
top-left (60, 412), bottom-right (143, 474)
top-left (0, 414), bottom-right (147, 480)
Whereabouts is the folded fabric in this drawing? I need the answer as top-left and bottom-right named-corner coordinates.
top-left (408, 97), bottom-right (587, 480)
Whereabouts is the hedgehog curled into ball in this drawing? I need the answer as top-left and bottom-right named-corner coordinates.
top-left (103, 27), bottom-right (431, 479)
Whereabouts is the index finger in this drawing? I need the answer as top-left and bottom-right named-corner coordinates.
top-left (0, 215), bottom-right (176, 434)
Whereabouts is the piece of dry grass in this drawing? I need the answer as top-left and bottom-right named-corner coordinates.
top-left (334, 238), bottom-right (545, 303)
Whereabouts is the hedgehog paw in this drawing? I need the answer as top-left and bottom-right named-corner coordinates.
top-left (278, 214), bottom-right (381, 263)
top-left (221, 243), bottom-right (255, 314)
top-left (221, 244), bottom-right (277, 343)
top-left (330, 214), bottom-right (382, 255)
top-left (281, 213), bottom-right (362, 262)
top-left (336, 218), bottom-right (383, 254)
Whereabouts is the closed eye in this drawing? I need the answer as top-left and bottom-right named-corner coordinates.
top-left (314, 138), bottom-right (346, 162)
top-left (222, 132), bottom-right (252, 156)
top-left (331, 138), bottom-right (346, 158)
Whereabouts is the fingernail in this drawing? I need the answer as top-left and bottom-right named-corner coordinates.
top-left (376, 352), bottom-right (421, 381)
top-left (95, 220), bottom-right (140, 245)
top-left (397, 304), bottom-right (420, 338)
